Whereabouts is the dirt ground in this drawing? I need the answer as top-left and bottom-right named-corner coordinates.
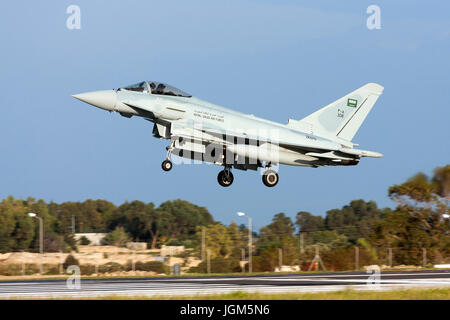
top-left (0, 245), bottom-right (202, 279)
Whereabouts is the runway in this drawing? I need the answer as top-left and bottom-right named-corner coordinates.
top-left (1, 270), bottom-right (449, 298)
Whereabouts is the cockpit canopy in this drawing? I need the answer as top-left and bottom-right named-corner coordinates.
top-left (120, 81), bottom-right (192, 98)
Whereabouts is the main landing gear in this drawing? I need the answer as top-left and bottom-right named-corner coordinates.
top-left (262, 169), bottom-right (279, 187)
top-left (217, 168), bottom-right (234, 187)
top-left (216, 167), bottom-right (279, 187)
top-left (161, 138), bottom-right (279, 187)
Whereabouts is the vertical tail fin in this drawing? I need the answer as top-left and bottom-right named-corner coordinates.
top-left (299, 83), bottom-right (384, 142)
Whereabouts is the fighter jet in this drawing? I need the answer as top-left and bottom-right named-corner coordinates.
top-left (73, 81), bottom-right (384, 187)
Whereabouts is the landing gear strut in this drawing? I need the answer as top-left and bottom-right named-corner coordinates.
top-left (217, 168), bottom-right (234, 187)
top-left (262, 169), bottom-right (279, 187)
top-left (161, 139), bottom-right (175, 172)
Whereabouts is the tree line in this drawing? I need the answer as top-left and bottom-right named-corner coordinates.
top-left (194, 164), bottom-right (449, 271)
top-left (0, 165), bottom-right (448, 271)
top-left (0, 199), bottom-right (214, 253)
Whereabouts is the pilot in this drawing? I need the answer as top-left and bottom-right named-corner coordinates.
top-left (149, 82), bottom-right (156, 93)
top-left (156, 83), bottom-right (166, 94)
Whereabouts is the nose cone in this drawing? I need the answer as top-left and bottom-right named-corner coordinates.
top-left (72, 90), bottom-right (117, 111)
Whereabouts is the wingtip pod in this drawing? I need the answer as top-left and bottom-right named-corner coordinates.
top-left (365, 150), bottom-right (383, 158)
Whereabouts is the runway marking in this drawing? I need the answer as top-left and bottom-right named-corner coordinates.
top-left (250, 278), bottom-right (450, 285)
top-left (1, 271), bottom-right (449, 298)
top-left (1, 283), bottom-right (450, 299)
top-left (137, 272), bottom-right (450, 282)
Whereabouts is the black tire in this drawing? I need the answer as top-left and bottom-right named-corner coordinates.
top-left (262, 170), bottom-right (279, 187)
top-left (217, 170), bottom-right (234, 187)
top-left (161, 160), bottom-right (173, 172)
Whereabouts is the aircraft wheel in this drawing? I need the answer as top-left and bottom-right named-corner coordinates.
top-left (217, 170), bottom-right (234, 187)
top-left (262, 170), bottom-right (279, 187)
top-left (161, 160), bottom-right (173, 172)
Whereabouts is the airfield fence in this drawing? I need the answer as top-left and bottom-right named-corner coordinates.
top-left (0, 244), bottom-right (448, 277)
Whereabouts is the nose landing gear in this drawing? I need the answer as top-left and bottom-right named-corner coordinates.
top-left (161, 139), bottom-right (175, 172)
top-left (217, 168), bottom-right (234, 187)
top-left (161, 159), bottom-right (173, 171)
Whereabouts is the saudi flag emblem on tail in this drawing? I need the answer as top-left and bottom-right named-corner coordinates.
top-left (347, 98), bottom-right (357, 107)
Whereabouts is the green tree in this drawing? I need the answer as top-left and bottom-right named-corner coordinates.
top-left (196, 222), bottom-right (244, 259)
top-left (309, 230), bottom-right (349, 248)
top-left (102, 227), bottom-right (131, 247)
top-left (296, 211), bottom-right (324, 232)
top-left (372, 166), bottom-right (450, 264)
top-left (324, 200), bottom-right (387, 243)
top-left (259, 213), bottom-right (295, 247)
top-left (431, 165), bottom-right (450, 199)
top-left (0, 198), bottom-right (18, 252)
top-left (156, 200), bottom-right (215, 244)
top-left (108, 201), bottom-right (158, 247)
top-left (0, 197), bottom-right (36, 252)
top-left (389, 173), bottom-right (435, 205)
top-left (257, 213), bottom-right (299, 269)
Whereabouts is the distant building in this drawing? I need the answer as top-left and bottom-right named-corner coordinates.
top-left (74, 233), bottom-right (106, 246)
top-left (153, 256), bottom-right (167, 262)
top-left (274, 265), bottom-right (300, 272)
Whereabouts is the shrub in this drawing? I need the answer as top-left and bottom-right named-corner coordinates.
top-left (98, 262), bottom-right (123, 273)
top-left (79, 265), bottom-right (96, 275)
top-left (44, 265), bottom-right (60, 275)
top-left (0, 264), bottom-right (22, 276)
top-left (79, 236), bottom-right (91, 245)
top-left (192, 257), bottom-right (241, 274)
top-left (63, 254), bottom-right (79, 270)
top-left (135, 261), bottom-right (166, 273)
top-left (123, 260), bottom-right (133, 272)
top-left (0, 264), bottom-right (45, 276)
top-left (25, 264), bottom-right (39, 275)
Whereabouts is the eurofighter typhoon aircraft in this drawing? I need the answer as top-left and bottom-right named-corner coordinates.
top-left (73, 82), bottom-right (383, 187)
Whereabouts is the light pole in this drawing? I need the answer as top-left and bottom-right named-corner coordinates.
top-left (71, 215), bottom-right (75, 234)
top-left (237, 212), bottom-right (252, 273)
top-left (28, 213), bottom-right (43, 275)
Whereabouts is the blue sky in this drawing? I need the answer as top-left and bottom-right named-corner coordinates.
top-left (0, 1), bottom-right (449, 230)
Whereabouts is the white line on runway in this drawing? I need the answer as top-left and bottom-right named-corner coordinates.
top-left (146, 272), bottom-right (450, 282)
